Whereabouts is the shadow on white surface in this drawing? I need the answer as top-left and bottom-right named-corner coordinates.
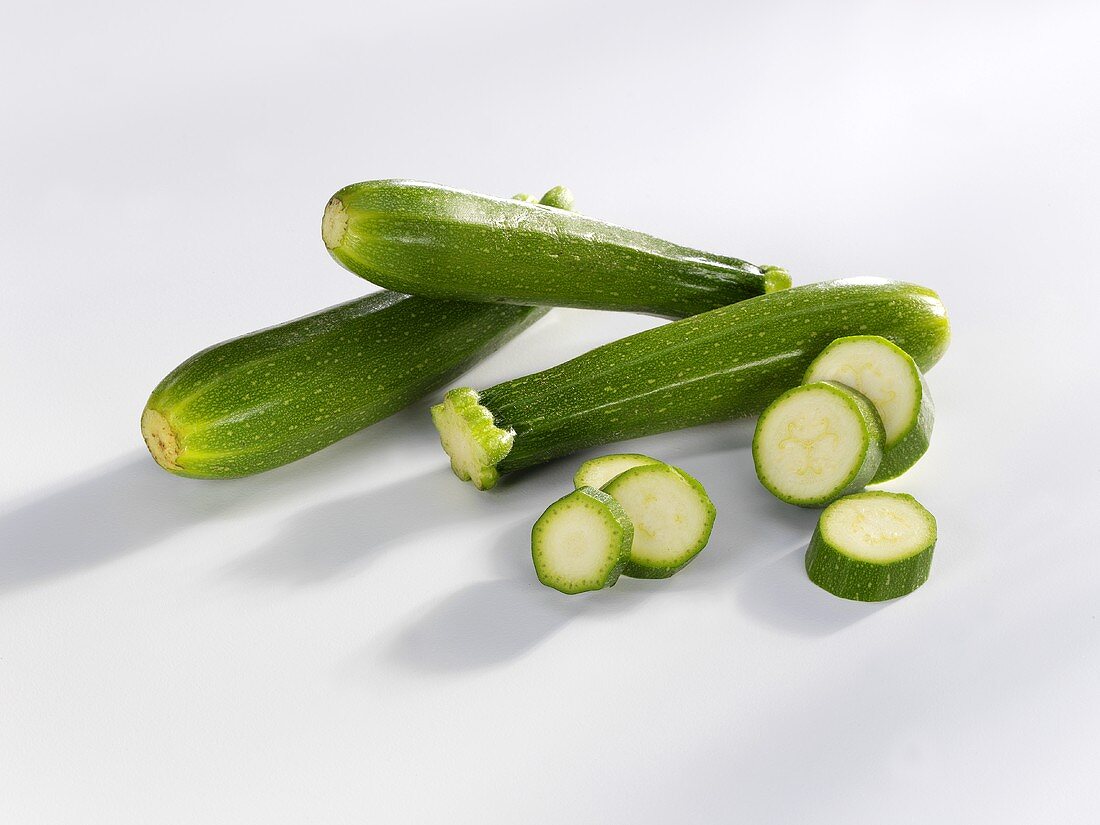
top-left (734, 545), bottom-right (889, 636)
top-left (0, 456), bottom-right (231, 594)
top-left (0, 408), bottom-right (432, 594)
top-left (224, 467), bottom-right (492, 585)
top-left (385, 579), bottom-right (582, 672)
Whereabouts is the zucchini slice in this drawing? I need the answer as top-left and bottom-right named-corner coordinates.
top-left (752, 382), bottom-right (885, 507)
top-left (572, 453), bottom-right (662, 490)
top-left (804, 335), bottom-right (933, 482)
top-left (805, 491), bottom-right (937, 601)
top-left (531, 486), bottom-right (634, 594)
top-left (323, 179), bottom-right (790, 318)
top-left (142, 293), bottom-right (547, 478)
top-left (432, 278), bottom-right (950, 490)
top-left (602, 464), bottom-right (716, 578)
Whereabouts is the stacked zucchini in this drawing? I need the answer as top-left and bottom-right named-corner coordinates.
top-left (142, 179), bottom-right (950, 603)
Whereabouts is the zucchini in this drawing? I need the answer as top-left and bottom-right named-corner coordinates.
top-left (751, 381), bottom-right (885, 507)
top-left (431, 278), bottom-right (950, 490)
top-left (572, 453), bottom-right (662, 490)
top-left (142, 292), bottom-right (547, 478)
top-left (322, 179), bottom-right (790, 318)
top-left (602, 463), bottom-right (716, 578)
top-left (531, 486), bottom-right (633, 594)
top-left (805, 491), bottom-right (936, 601)
top-left (803, 335), bottom-right (933, 482)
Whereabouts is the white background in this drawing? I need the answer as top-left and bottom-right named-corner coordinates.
top-left (2, 1), bottom-right (1099, 822)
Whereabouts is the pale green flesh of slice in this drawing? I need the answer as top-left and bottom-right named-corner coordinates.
top-left (756, 389), bottom-right (866, 501)
top-left (805, 338), bottom-right (918, 446)
top-left (821, 495), bottom-right (934, 562)
top-left (534, 501), bottom-right (619, 583)
top-left (574, 454), bottom-right (660, 489)
top-left (607, 470), bottom-right (710, 566)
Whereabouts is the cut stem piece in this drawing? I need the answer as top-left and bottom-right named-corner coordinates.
top-left (531, 486), bottom-right (634, 594)
top-left (805, 491), bottom-right (937, 601)
top-left (752, 381), bottom-right (885, 507)
top-left (602, 464), bottom-right (716, 578)
top-left (573, 453), bottom-right (662, 490)
top-left (803, 335), bottom-right (933, 482)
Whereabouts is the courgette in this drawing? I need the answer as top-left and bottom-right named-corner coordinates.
top-left (803, 335), bottom-right (933, 482)
top-left (322, 179), bottom-right (790, 318)
top-left (432, 278), bottom-right (950, 490)
top-left (805, 491), bottom-right (937, 601)
top-left (142, 292), bottom-right (547, 478)
top-left (531, 485), bottom-right (634, 594)
top-left (752, 381), bottom-right (885, 507)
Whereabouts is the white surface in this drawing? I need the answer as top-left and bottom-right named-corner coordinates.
top-left (2, 2), bottom-right (1099, 822)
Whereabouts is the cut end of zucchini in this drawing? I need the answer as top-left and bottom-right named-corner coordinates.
top-left (321, 196), bottom-right (350, 250)
top-left (141, 407), bottom-right (182, 472)
top-left (752, 381), bottom-right (884, 507)
top-left (806, 491), bottom-right (937, 601)
top-left (761, 265), bottom-right (792, 293)
top-left (531, 486), bottom-right (633, 594)
top-left (431, 387), bottom-right (514, 491)
top-left (572, 453), bottom-right (662, 490)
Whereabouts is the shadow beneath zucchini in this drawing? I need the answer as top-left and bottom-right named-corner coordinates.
top-left (0, 456), bottom-right (231, 594)
top-left (385, 518), bottom-right (659, 673)
top-left (734, 545), bottom-right (890, 636)
top-left (0, 407), bottom-right (433, 594)
top-left (225, 466), bottom-right (500, 586)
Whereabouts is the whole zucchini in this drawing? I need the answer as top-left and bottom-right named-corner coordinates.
top-left (431, 278), bottom-right (950, 489)
top-left (322, 180), bottom-right (791, 318)
top-left (142, 292), bottom-right (547, 478)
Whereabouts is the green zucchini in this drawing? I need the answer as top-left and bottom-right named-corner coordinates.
top-left (572, 453), bottom-right (662, 490)
top-left (805, 491), bottom-right (937, 601)
top-left (141, 292), bottom-right (547, 478)
top-left (531, 485), bottom-right (633, 594)
top-left (751, 381), bottom-right (885, 507)
top-left (803, 335), bottom-right (933, 482)
top-left (602, 463), bottom-right (716, 578)
top-left (431, 278), bottom-right (950, 490)
top-left (322, 179), bottom-right (791, 318)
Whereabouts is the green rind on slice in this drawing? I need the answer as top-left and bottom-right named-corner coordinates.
top-left (805, 491), bottom-right (937, 601)
top-left (752, 381), bottom-right (885, 508)
top-left (431, 387), bottom-right (514, 490)
top-left (572, 453), bottom-right (663, 490)
top-left (531, 486), bottom-right (634, 594)
top-left (602, 464), bottom-right (716, 579)
top-left (803, 335), bottom-right (934, 483)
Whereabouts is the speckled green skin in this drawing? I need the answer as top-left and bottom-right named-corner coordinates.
top-left (144, 292), bottom-right (547, 478)
top-left (751, 381), bottom-right (885, 508)
top-left (805, 492), bottom-right (936, 601)
top-left (460, 279), bottom-right (949, 477)
top-left (325, 179), bottom-right (789, 319)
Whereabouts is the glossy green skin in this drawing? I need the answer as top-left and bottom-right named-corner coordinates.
top-left (751, 381), bottom-right (885, 508)
top-left (145, 292), bottom-right (547, 478)
top-left (326, 179), bottom-right (785, 319)
top-left (473, 279), bottom-right (950, 476)
top-left (805, 492), bottom-right (936, 601)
